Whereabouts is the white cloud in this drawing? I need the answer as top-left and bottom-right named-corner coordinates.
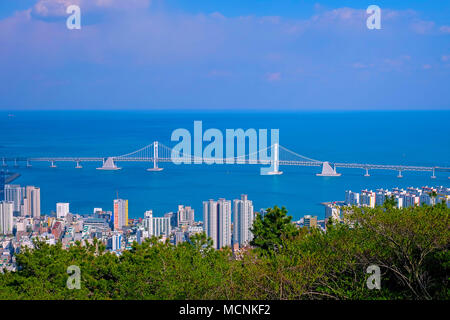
top-left (410, 20), bottom-right (435, 34)
top-left (266, 72), bottom-right (281, 82)
top-left (352, 62), bottom-right (367, 69)
top-left (32, 0), bottom-right (151, 18)
top-left (440, 26), bottom-right (450, 34)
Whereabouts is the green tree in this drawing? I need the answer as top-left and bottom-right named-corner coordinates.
top-left (250, 206), bottom-right (299, 254)
top-left (383, 195), bottom-right (397, 210)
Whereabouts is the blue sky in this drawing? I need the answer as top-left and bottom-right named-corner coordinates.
top-left (0, 0), bottom-right (449, 110)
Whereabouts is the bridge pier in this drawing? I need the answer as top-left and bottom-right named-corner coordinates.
top-left (397, 170), bottom-right (403, 178)
top-left (26, 160), bottom-right (32, 168)
top-left (2, 158), bottom-right (6, 167)
top-left (97, 157), bottom-right (121, 170)
top-left (431, 168), bottom-right (436, 179)
top-left (147, 141), bottom-right (164, 172)
top-left (50, 161), bottom-right (57, 168)
top-left (75, 161), bottom-right (83, 169)
top-left (317, 162), bottom-right (341, 177)
top-left (14, 159), bottom-right (18, 168)
top-left (364, 168), bottom-right (370, 177)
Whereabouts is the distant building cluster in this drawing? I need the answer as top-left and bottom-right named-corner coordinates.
top-left (3, 184), bottom-right (41, 217)
top-left (3, 181), bottom-right (447, 272)
top-left (323, 186), bottom-right (450, 223)
top-left (0, 183), bottom-right (266, 271)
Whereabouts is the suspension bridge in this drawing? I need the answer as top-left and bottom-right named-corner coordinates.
top-left (1, 141), bottom-right (449, 178)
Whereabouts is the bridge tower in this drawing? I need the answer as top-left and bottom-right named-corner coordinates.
top-left (147, 141), bottom-right (164, 171)
top-left (265, 143), bottom-right (283, 175)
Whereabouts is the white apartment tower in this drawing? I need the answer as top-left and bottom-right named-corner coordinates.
top-left (0, 201), bottom-right (14, 235)
top-left (56, 202), bottom-right (70, 219)
top-left (143, 210), bottom-right (171, 238)
top-left (177, 205), bottom-right (195, 227)
top-left (25, 186), bottom-right (40, 218)
top-left (4, 184), bottom-right (24, 213)
top-left (203, 198), bottom-right (231, 249)
top-left (203, 200), bottom-right (218, 248)
top-left (233, 194), bottom-right (254, 247)
top-left (344, 190), bottom-right (360, 206)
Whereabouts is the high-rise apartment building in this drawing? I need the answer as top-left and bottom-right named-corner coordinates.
top-left (0, 201), bottom-right (14, 235)
top-left (25, 186), bottom-right (40, 218)
top-left (111, 232), bottom-right (123, 251)
top-left (344, 190), bottom-right (360, 206)
top-left (0, 171), bottom-right (6, 201)
top-left (56, 202), bottom-right (70, 219)
top-left (143, 210), bottom-right (171, 237)
top-left (360, 190), bottom-right (376, 208)
top-left (177, 205), bottom-right (195, 227)
top-left (203, 198), bottom-right (231, 249)
top-left (113, 199), bottom-right (128, 230)
top-left (4, 184), bottom-right (24, 213)
top-left (203, 199), bottom-right (217, 247)
top-left (233, 194), bottom-right (254, 247)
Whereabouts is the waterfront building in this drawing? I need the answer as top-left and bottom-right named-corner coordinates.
top-left (113, 199), bottom-right (128, 230)
top-left (394, 195), bottom-right (404, 208)
top-left (375, 189), bottom-right (390, 206)
top-left (344, 190), bottom-right (360, 206)
top-left (56, 202), bottom-right (70, 219)
top-left (177, 205), bottom-right (195, 227)
top-left (303, 215), bottom-right (318, 228)
top-left (324, 202), bottom-right (341, 222)
top-left (0, 201), bottom-right (14, 235)
top-left (402, 194), bottom-right (420, 208)
top-left (203, 198), bottom-right (231, 249)
top-left (360, 190), bottom-right (376, 208)
top-left (233, 194), bottom-right (254, 247)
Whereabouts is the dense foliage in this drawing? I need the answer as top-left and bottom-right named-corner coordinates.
top-left (0, 203), bottom-right (448, 300)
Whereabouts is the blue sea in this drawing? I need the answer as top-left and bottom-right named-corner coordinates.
top-left (0, 111), bottom-right (449, 221)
